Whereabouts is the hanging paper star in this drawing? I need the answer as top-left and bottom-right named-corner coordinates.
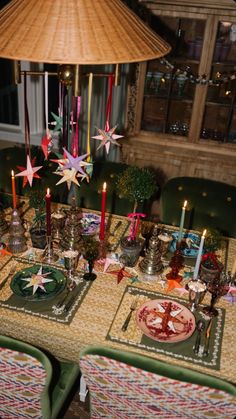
top-left (108, 266), bottom-right (134, 284)
top-left (165, 278), bottom-right (183, 293)
top-left (62, 148), bottom-right (89, 176)
top-left (54, 166), bottom-right (82, 190)
top-left (50, 112), bottom-right (63, 132)
top-left (41, 131), bottom-right (53, 160)
top-left (16, 155), bottom-right (42, 187)
top-left (21, 266), bottom-right (54, 295)
top-left (92, 125), bottom-right (123, 154)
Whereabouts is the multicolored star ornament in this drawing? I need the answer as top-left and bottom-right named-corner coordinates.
top-left (16, 155), bottom-right (42, 187)
top-left (21, 266), bottom-right (54, 295)
top-left (62, 148), bottom-right (89, 176)
top-left (54, 166), bottom-right (81, 190)
top-left (92, 125), bottom-right (123, 154)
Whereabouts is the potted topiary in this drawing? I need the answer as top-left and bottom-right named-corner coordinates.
top-left (116, 166), bottom-right (157, 264)
top-left (116, 166), bottom-right (158, 213)
top-left (27, 188), bottom-right (47, 249)
top-left (200, 229), bottom-right (223, 283)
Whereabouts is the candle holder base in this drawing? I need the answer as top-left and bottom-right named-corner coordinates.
top-left (42, 236), bottom-right (58, 263)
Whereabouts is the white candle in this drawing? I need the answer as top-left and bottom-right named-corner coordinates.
top-left (193, 229), bottom-right (207, 280)
top-left (177, 200), bottom-right (187, 242)
top-left (231, 256), bottom-right (236, 275)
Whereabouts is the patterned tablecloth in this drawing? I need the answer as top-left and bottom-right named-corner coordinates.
top-left (0, 205), bottom-right (235, 385)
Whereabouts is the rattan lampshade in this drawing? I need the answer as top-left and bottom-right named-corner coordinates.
top-left (0, 0), bottom-right (170, 64)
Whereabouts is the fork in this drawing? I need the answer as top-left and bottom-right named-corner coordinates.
top-left (121, 298), bottom-right (138, 331)
top-left (0, 265), bottom-right (16, 290)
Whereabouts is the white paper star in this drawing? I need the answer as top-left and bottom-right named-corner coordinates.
top-left (21, 266), bottom-right (54, 295)
top-left (54, 166), bottom-right (82, 190)
top-left (15, 155), bottom-right (42, 187)
top-left (92, 125), bottom-right (123, 154)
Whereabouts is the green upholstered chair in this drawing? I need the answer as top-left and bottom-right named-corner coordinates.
top-left (0, 334), bottom-right (80, 419)
top-left (160, 177), bottom-right (236, 238)
top-left (79, 345), bottom-right (236, 418)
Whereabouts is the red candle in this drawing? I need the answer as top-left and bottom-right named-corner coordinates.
top-left (99, 182), bottom-right (107, 240)
top-left (11, 170), bottom-right (17, 209)
top-left (45, 188), bottom-right (51, 236)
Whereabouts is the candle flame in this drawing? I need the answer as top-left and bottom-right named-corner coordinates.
top-left (203, 229), bottom-right (207, 237)
top-left (11, 170), bottom-right (14, 177)
top-left (183, 200), bottom-right (187, 209)
top-left (103, 182), bottom-right (107, 192)
top-left (46, 188), bottom-right (50, 196)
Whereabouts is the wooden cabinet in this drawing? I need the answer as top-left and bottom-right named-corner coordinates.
top-left (122, 0), bottom-right (236, 187)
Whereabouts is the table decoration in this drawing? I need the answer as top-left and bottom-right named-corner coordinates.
top-left (193, 229), bottom-right (207, 279)
top-left (107, 286), bottom-right (225, 371)
top-left (81, 213), bottom-right (101, 236)
top-left (10, 264), bottom-right (65, 300)
top-left (166, 248), bottom-right (184, 283)
top-left (136, 298), bottom-right (196, 343)
top-left (99, 182), bottom-right (107, 240)
top-left (187, 279), bottom-right (207, 312)
top-left (108, 266), bottom-right (135, 285)
top-left (0, 258), bottom-right (91, 324)
top-left (170, 232), bottom-right (200, 258)
top-left (177, 200), bottom-right (187, 242)
top-left (139, 225), bottom-right (163, 275)
top-left (8, 209), bottom-right (27, 254)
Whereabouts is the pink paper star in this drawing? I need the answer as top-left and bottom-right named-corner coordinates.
top-left (16, 155), bottom-right (42, 187)
top-left (92, 125), bottom-right (123, 154)
top-left (62, 148), bottom-right (89, 176)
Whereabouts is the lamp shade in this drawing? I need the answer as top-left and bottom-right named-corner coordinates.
top-left (0, 0), bottom-right (170, 64)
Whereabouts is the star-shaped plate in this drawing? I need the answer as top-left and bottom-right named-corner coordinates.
top-left (10, 265), bottom-right (66, 301)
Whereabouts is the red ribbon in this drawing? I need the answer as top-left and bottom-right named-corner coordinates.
top-left (104, 75), bottom-right (114, 132)
top-left (127, 213), bottom-right (146, 240)
top-left (201, 252), bottom-right (221, 270)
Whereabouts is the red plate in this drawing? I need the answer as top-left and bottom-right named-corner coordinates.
top-left (136, 299), bottom-right (195, 343)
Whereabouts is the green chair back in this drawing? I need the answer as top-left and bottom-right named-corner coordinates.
top-left (80, 345), bottom-right (236, 418)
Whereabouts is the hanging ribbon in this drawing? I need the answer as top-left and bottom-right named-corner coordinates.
top-left (71, 96), bottom-right (81, 156)
top-left (24, 71), bottom-right (30, 158)
top-left (127, 212), bottom-right (146, 240)
top-left (105, 74), bottom-right (114, 132)
top-left (86, 72), bottom-right (93, 158)
top-left (41, 71), bottom-right (52, 159)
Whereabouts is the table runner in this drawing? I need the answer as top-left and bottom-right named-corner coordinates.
top-left (107, 286), bottom-right (225, 371)
top-left (0, 258), bottom-right (91, 324)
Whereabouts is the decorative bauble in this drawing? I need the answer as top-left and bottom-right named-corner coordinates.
top-left (57, 64), bottom-right (74, 86)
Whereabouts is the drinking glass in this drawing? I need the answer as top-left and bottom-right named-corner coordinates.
top-left (187, 279), bottom-right (207, 312)
top-left (203, 276), bottom-right (229, 317)
top-left (62, 250), bottom-right (79, 281)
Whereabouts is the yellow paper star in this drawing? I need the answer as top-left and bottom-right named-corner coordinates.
top-left (54, 167), bottom-right (81, 190)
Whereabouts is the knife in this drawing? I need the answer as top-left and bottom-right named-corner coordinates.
top-left (203, 318), bottom-right (213, 357)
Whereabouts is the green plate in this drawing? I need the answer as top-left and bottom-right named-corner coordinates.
top-left (10, 265), bottom-right (66, 301)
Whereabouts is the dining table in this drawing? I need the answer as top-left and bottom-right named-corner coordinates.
top-left (0, 201), bottom-right (236, 401)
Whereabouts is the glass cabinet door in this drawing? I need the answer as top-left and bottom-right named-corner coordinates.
top-left (141, 15), bottom-right (206, 137)
top-left (201, 21), bottom-right (236, 143)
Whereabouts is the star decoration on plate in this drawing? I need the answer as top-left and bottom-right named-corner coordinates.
top-left (54, 166), bottom-right (81, 190)
top-left (92, 125), bottom-right (123, 154)
top-left (147, 302), bottom-right (185, 334)
top-left (21, 266), bottom-right (54, 295)
top-left (16, 155), bottom-right (42, 187)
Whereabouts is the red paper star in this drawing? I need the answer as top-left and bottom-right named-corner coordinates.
top-left (165, 279), bottom-right (183, 293)
top-left (0, 248), bottom-right (12, 256)
top-left (108, 267), bottom-right (134, 284)
top-left (41, 131), bottom-right (53, 160)
top-left (16, 155), bottom-right (42, 187)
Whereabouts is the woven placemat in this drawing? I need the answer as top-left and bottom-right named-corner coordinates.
top-left (107, 286), bottom-right (225, 371)
top-left (0, 258), bottom-right (91, 324)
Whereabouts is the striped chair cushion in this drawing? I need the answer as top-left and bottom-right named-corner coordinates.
top-left (0, 347), bottom-right (47, 419)
top-left (80, 354), bottom-right (236, 418)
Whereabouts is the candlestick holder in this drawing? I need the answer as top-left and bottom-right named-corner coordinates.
top-left (42, 236), bottom-right (58, 263)
top-left (166, 246), bottom-right (184, 282)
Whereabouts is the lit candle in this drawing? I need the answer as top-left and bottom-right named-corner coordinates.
top-left (193, 229), bottom-right (207, 280)
top-left (11, 170), bottom-right (17, 209)
top-left (99, 182), bottom-right (107, 240)
top-left (177, 200), bottom-right (187, 242)
top-left (45, 188), bottom-right (51, 237)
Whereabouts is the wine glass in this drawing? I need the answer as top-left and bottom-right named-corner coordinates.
top-left (203, 275), bottom-right (229, 317)
top-left (83, 238), bottom-right (99, 281)
top-left (62, 250), bottom-right (80, 281)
